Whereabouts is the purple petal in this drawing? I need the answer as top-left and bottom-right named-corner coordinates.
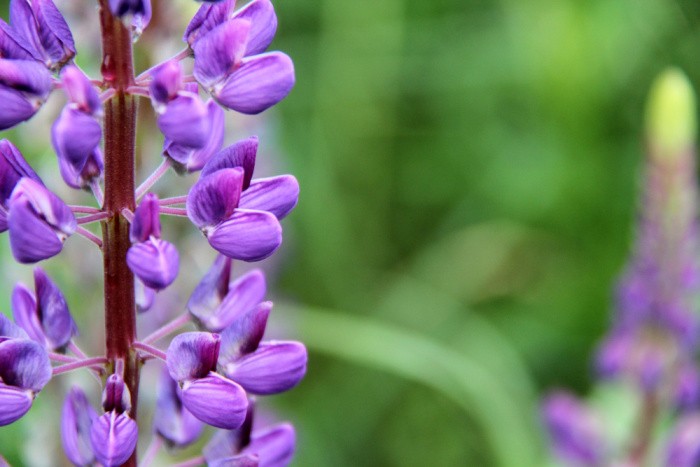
top-left (0, 338), bottom-right (51, 391)
top-left (201, 136), bottom-right (258, 189)
top-left (180, 372), bottom-right (248, 429)
top-left (214, 52), bottom-right (294, 115)
top-left (11, 177), bottom-right (76, 235)
top-left (8, 194), bottom-right (64, 263)
top-left (61, 66), bottom-right (101, 115)
top-left (51, 106), bottom-right (102, 172)
top-left (166, 331), bottom-right (221, 382)
top-left (0, 84), bottom-right (41, 131)
top-left (240, 175), bottom-right (299, 220)
top-left (193, 18), bottom-right (251, 90)
top-left (59, 148), bottom-right (103, 190)
top-left (61, 387), bottom-right (97, 467)
top-left (243, 423), bottom-right (296, 467)
top-left (126, 238), bottom-right (179, 290)
top-left (134, 278), bottom-right (156, 313)
top-left (8, 178), bottom-right (76, 263)
top-left (223, 341), bottom-right (306, 395)
top-left (184, 0), bottom-right (237, 46)
top-left (667, 415), bottom-right (700, 467)
top-left (0, 383), bottom-right (33, 426)
top-left (233, 0), bottom-right (277, 56)
top-left (11, 283), bottom-right (44, 344)
top-left (187, 168), bottom-right (244, 229)
top-left (149, 60), bottom-right (183, 105)
top-left (0, 313), bottom-right (28, 339)
top-left (109, 0), bottom-right (149, 17)
top-left (195, 269), bottom-right (266, 333)
top-left (164, 99), bottom-right (225, 173)
top-left (34, 267), bottom-right (76, 350)
top-left (10, 0), bottom-right (76, 70)
top-left (89, 411), bottom-right (138, 467)
top-left (0, 18), bottom-right (41, 60)
top-left (208, 209), bottom-right (282, 262)
top-left (188, 254), bottom-right (233, 326)
top-left (0, 139), bottom-right (41, 206)
top-left (130, 193), bottom-right (161, 243)
top-left (219, 301), bottom-right (271, 363)
top-left (154, 367), bottom-right (204, 447)
top-left (0, 58), bottom-right (52, 98)
top-left (156, 92), bottom-right (210, 149)
top-left (130, 0), bottom-right (152, 38)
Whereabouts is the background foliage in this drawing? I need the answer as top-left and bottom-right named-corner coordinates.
top-left (2, 0), bottom-right (700, 465)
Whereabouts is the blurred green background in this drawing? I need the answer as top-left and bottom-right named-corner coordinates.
top-left (2, 0), bottom-right (700, 465)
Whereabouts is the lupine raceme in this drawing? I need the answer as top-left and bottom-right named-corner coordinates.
top-left (0, 1), bottom-right (306, 465)
top-left (542, 70), bottom-right (700, 466)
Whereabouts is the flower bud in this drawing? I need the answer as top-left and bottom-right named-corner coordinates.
top-left (89, 411), bottom-right (138, 467)
top-left (0, 139), bottom-right (41, 230)
top-left (126, 238), bottom-right (179, 290)
top-left (61, 66), bottom-right (101, 116)
top-left (164, 99), bottom-right (225, 173)
top-left (130, 193), bottom-right (161, 243)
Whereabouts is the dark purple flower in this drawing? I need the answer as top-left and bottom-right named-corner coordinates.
top-left (126, 194), bottom-right (179, 290)
top-left (61, 387), bottom-right (97, 467)
top-left (166, 332), bottom-right (249, 429)
top-left (153, 367), bottom-right (204, 447)
top-left (188, 256), bottom-right (267, 332)
top-left (0, 139), bottom-right (41, 231)
top-left (12, 267), bottom-right (77, 351)
top-left (0, 338), bottom-right (52, 426)
top-left (9, 0), bottom-right (76, 70)
top-left (109, 0), bottom-right (149, 17)
top-left (218, 301), bottom-right (270, 363)
top-left (542, 392), bottom-right (605, 466)
top-left (7, 177), bottom-right (76, 263)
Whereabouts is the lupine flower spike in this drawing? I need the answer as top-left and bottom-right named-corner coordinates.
top-left (543, 70), bottom-right (700, 466)
top-left (0, 0), bottom-right (305, 465)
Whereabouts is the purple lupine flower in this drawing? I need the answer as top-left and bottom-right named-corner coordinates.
top-left (9, 0), bottom-right (76, 70)
top-left (52, 65), bottom-right (104, 189)
top-left (12, 267), bottom-right (77, 351)
top-left (0, 337), bottom-right (52, 426)
top-left (0, 58), bottom-right (53, 129)
top-left (192, 12), bottom-right (294, 114)
top-left (542, 392), bottom-right (605, 466)
top-left (204, 403), bottom-right (296, 467)
top-left (153, 367), bottom-right (204, 447)
top-left (7, 177), bottom-right (76, 263)
top-left (61, 387), bottom-right (98, 467)
top-left (126, 193), bottom-right (179, 290)
top-left (166, 332), bottom-right (249, 429)
top-left (0, 139), bottom-right (41, 231)
top-left (218, 303), bottom-right (307, 395)
top-left (89, 373), bottom-right (138, 467)
top-left (164, 99), bottom-right (224, 174)
top-left (0, 18), bottom-right (43, 60)
top-left (188, 255), bottom-right (267, 332)
top-left (186, 136), bottom-right (299, 261)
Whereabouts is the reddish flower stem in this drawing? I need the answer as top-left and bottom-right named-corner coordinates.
top-left (98, 3), bottom-right (140, 466)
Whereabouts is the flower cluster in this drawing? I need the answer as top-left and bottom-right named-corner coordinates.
top-left (542, 70), bottom-right (700, 466)
top-left (0, 0), bottom-right (306, 465)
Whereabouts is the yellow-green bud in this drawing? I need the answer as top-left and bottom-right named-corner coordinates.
top-left (645, 68), bottom-right (697, 160)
